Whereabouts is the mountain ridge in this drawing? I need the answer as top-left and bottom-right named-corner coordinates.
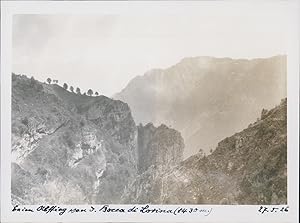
top-left (114, 55), bottom-right (286, 157)
top-left (12, 74), bottom-right (138, 204)
top-left (11, 73), bottom-right (185, 204)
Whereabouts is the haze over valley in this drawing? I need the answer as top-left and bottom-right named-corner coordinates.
top-left (115, 55), bottom-right (286, 157)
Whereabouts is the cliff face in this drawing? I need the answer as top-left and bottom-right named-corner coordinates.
top-left (11, 74), bottom-right (138, 204)
top-left (137, 123), bottom-right (184, 173)
top-left (123, 99), bottom-right (287, 204)
top-left (114, 55), bottom-right (287, 157)
top-left (121, 123), bottom-right (184, 204)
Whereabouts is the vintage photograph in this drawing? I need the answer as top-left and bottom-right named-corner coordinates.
top-left (11, 13), bottom-right (287, 205)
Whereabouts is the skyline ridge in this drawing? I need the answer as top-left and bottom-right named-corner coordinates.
top-left (12, 54), bottom-right (286, 98)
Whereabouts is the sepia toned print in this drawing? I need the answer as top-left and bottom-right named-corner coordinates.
top-left (11, 14), bottom-right (287, 205)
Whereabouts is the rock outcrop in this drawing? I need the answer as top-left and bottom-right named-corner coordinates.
top-left (137, 123), bottom-right (184, 173)
top-left (121, 123), bottom-right (184, 203)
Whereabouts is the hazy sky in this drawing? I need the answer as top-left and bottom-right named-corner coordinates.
top-left (13, 8), bottom-right (289, 96)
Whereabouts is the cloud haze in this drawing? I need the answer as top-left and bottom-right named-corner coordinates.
top-left (13, 9), bottom-right (288, 96)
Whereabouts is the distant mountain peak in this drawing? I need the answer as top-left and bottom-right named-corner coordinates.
top-left (114, 55), bottom-right (286, 157)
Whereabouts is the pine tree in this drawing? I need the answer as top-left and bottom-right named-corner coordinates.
top-left (87, 89), bottom-right (93, 96)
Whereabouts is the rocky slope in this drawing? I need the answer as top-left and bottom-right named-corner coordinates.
top-left (122, 99), bottom-right (287, 204)
top-left (114, 55), bottom-right (287, 157)
top-left (11, 74), bottom-right (185, 205)
top-left (11, 74), bottom-right (138, 204)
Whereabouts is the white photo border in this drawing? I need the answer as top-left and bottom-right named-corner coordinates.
top-left (1, 1), bottom-right (299, 222)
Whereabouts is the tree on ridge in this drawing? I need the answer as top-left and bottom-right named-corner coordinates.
top-left (87, 89), bottom-right (93, 96)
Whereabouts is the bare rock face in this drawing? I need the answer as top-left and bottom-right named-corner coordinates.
top-left (137, 123), bottom-right (184, 173)
top-left (122, 123), bottom-right (185, 203)
top-left (11, 74), bottom-right (137, 204)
